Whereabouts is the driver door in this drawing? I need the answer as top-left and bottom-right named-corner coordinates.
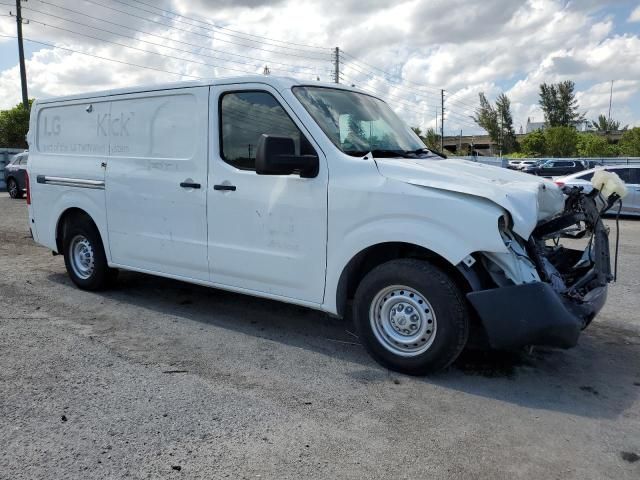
top-left (207, 84), bottom-right (328, 304)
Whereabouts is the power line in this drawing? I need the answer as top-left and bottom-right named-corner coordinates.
top-left (341, 75), bottom-right (480, 127)
top-left (72, 0), bottom-right (332, 61)
top-left (0, 33), bottom-right (205, 78)
top-left (31, 0), bottom-right (323, 72)
top-left (340, 60), bottom-right (478, 115)
top-left (340, 58), bottom-right (482, 112)
top-left (21, 16), bottom-right (266, 76)
top-left (22, 5), bottom-right (320, 74)
top-left (108, 0), bottom-right (330, 55)
top-left (341, 50), bottom-right (479, 109)
top-left (125, 0), bottom-right (329, 51)
top-left (341, 75), bottom-right (482, 130)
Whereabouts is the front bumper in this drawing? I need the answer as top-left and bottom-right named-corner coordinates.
top-left (467, 282), bottom-right (607, 350)
top-left (466, 187), bottom-right (615, 350)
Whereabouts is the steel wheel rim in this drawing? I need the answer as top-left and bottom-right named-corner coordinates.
top-left (69, 234), bottom-right (95, 280)
top-left (8, 180), bottom-right (17, 197)
top-left (369, 285), bottom-right (437, 357)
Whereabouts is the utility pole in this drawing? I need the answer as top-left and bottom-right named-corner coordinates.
top-left (334, 47), bottom-right (340, 84)
top-left (498, 111), bottom-right (503, 157)
top-left (458, 129), bottom-right (462, 155)
top-left (607, 80), bottom-right (614, 128)
top-left (15, 0), bottom-right (29, 110)
top-left (440, 89), bottom-right (444, 152)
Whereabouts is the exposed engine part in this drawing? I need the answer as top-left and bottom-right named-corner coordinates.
top-left (531, 187), bottom-right (618, 299)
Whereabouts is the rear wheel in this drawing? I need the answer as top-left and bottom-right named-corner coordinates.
top-left (63, 216), bottom-right (117, 290)
top-left (353, 259), bottom-right (469, 375)
top-left (7, 178), bottom-right (22, 199)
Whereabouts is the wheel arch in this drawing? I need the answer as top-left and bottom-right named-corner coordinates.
top-left (55, 207), bottom-right (103, 255)
top-left (334, 242), bottom-right (474, 319)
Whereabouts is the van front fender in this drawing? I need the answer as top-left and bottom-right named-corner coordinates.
top-left (323, 213), bottom-right (508, 316)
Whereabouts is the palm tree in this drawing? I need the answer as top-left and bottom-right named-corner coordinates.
top-left (590, 114), bottom-right (627, 132)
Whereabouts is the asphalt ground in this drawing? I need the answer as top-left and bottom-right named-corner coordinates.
top-left (1, 192), bottom-right (639, 479)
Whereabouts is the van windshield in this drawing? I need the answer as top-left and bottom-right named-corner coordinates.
top-left (292, 86), bottom-right (437, 158)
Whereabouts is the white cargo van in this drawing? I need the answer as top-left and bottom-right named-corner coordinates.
top-left (26, 76), bottom-right (617, 374)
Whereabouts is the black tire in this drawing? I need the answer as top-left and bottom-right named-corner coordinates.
top-left (62, 215), bottom-right (118, 290)
top-left (7, 178), bottom-right (22, 199)
top-left (353, 259), bottom-right (469, 375)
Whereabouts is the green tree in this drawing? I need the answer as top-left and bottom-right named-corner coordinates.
top-left (472, 92), bottom-right (517, 154)
top-left (472, 93), bottom-right (499, 145)
top-left (576, 133), bottom-right (618, 157)
top-left (539, 81), bottom-right (584, 127)
top-left (590, 114), bottom-right (627, 132)
top-left (411, 126), bottom-right (441, 151)
top-left (495, 93), bottom-right (517, 153)
top-left (544, 126), bottom-right (578, 157)
top-left (423, 128), bottom-right (441, 151)
top-left (618, 127), bottom-right (640, 157)
top-left (520, 130), bottom-right (546, 157)
top-left (0, 100), bottom-right (33, 148)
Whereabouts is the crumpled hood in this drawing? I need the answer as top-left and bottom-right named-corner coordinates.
top-left (375, 157), bottom-right (565, 239)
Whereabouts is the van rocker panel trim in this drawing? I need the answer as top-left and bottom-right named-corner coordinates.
top-left (36, 175), bottom-right (105, 190)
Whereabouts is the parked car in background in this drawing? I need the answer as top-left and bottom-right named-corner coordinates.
top-left (508, 159), bottom-right (540, 171)
top-left (507, 160), bottom-right (523, 170)
top-left (555, 165), bottom-right (640, 215)
top-left (518, 160), bottom-right (538, 170)
top-left (3, 151), bottom-right (28, 199)
top-left (523, 159), bottom-right (585, 177)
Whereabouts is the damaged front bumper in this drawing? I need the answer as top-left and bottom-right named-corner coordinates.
top-left (466, 188), bottom-right (615, 350)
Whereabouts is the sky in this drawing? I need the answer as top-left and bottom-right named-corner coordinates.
top-left (0, 0), bottom-right (639, 136)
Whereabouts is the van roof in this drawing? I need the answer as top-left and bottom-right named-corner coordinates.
top-left (35, 75), bottom-right (369, 105)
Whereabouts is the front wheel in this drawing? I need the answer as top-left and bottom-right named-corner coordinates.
top-left (353, 259), bottom-right (469, 375)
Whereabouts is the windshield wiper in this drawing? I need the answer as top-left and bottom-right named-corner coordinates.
top-left (344, 149), bottom-right (409, 158)
top-left (369, 149), bottom-right (412, 158)
top-left (410, 147), bottom-right (447, 159)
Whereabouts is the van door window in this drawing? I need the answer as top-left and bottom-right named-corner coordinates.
top-left (219, 91), bottom-right (313, 171)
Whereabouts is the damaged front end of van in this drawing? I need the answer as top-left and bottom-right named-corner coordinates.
top-left (466, 186), bottom-right (620, 351)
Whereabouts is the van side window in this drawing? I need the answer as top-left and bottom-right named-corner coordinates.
top-left (220, 91), bottom-right (313, 171)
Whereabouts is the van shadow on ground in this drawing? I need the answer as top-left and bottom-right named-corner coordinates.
top-left (48, 269), bottom-right (640, 420)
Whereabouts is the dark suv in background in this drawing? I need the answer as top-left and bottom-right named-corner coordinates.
top-left (3, 151), bottom-right (28, 199)
top-left (522, 159), bottom-right (586, 177)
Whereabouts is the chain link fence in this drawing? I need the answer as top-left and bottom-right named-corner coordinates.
top-left (455, 156), bottom-right (640, 168)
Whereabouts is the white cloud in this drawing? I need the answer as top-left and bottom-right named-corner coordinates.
top-left (629, 5), bottom-right (640, 22)
top-left (0, 0), bottom-right (638, 132)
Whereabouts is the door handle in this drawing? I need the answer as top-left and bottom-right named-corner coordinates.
top-left (180, 182), bottom-right (201, 189)
top-left (213, 184), bottom-right (236, 191)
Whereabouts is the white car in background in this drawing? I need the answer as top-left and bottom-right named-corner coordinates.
top-left (555, 165), bottom-right (640, 215)
top-left (518, 160), bottom-right (537, 170)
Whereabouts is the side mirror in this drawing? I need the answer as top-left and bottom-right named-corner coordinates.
top-left (255, 134), bottom-right (319, 178)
